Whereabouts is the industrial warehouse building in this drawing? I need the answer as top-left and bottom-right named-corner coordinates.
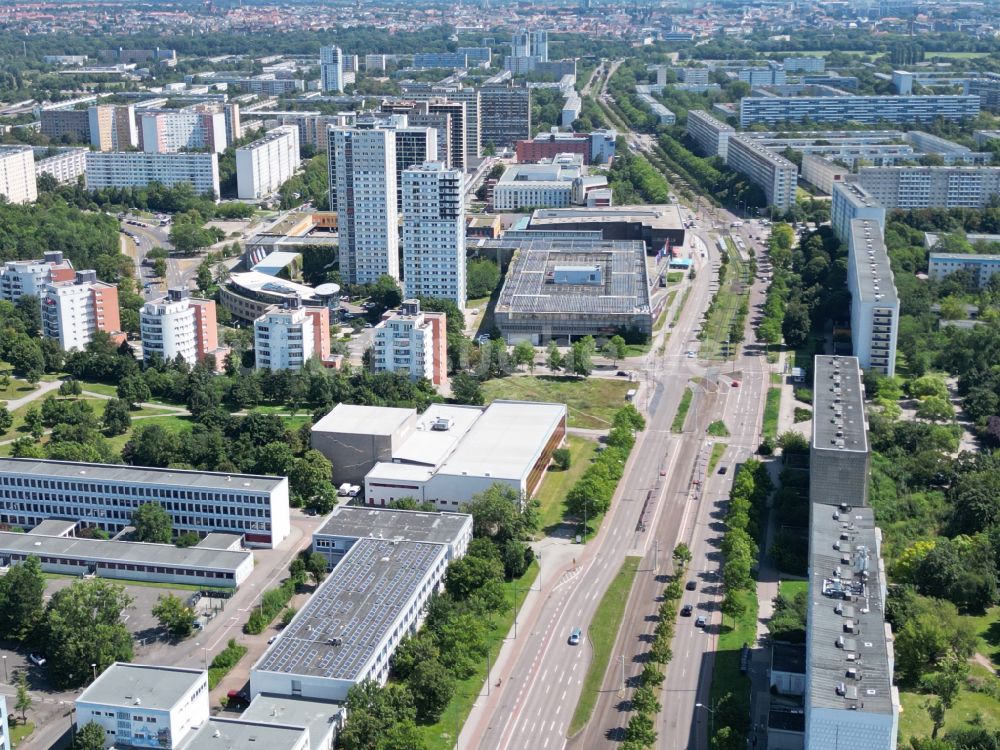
top-left (492, 237), bottom-right (653, 344)
top-left (311, 401), bottom-right (567, 508)
top-left (0, 458), bottom-right (290, 548)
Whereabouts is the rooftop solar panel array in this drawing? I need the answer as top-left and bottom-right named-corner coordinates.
top-left (255, 539), bottom-right (443, 680)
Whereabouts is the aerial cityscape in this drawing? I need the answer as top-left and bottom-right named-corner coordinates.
top-left (0, 0), bottom-right (999, 749)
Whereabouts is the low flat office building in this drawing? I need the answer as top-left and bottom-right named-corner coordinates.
top-left (848, 220), bottom-right (899, 376)
top-left (928, 252), bottom-right (1000, 287)
top-left (250, 538), bottom-right (449, 702)
top-left (0, 529), bottom-right (253, 587)
top-left (85, 151), bottom-right (220, 199)
top-left (0, 458), bottom-right (290, 548)
top-left (857, 166), bottom-right (1000, 210)
top-left (527, 205), bottom-right (685, 252)
top-left (76, 664), bottom-right (210, 749)
top-left (184, 719), bottom-right (308, 750)
top-left (242, 695), bottom-right (345, 750)
top-left (312, 505), bottom-right (472, 568)
top-left (0, 146), bottom-right (36, 204)
top-left (493, 154), bottom-right (584, 210)
top-left (831, 181), bottom-right (885, 242)
top-left (809, 356), bottom-right (869, 511)
top-left (492, 237), bottom-right (653, 343)
top-left (685, 109), bottom-right (735, 161)
top-left (739, 93), bottom-right (980, 128)
top-left (726, 135), bottom-right (798, 212)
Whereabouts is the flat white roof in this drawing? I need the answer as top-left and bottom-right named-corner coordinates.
top-left (439, 400), bottom-right (566, 481)
top-left (390, 404), bottom-right (482, 467)
top-left (77, 663), bottom-right (203, 711)
top-left (312, 403), bottom-right (414, 436)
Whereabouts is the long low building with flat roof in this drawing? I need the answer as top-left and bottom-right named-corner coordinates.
top-left (928, 251), bottom-right (1000, 287)
top-left (311, 401), bottom-right (566, 509)
top-left (491, 236), bottom-right (653, 343)
top-left (0, 458), bottom-right (290, 548)
top-left (250, 537), bottom-right (448, 702)
top-left (312, 505), bottom-right (472, 568)
top-left (527, 205), bottom-right (685, 252)
top-left (0, 529), bottom-right (253, 587)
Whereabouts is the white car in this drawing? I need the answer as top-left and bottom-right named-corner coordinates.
top-left (686, 351), bottom-right (696, 358)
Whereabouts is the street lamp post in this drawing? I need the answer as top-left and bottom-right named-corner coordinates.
top-left (511, 580), bottom-right (518, 639)
top-left (91, 663), bottom-right (97, 681)
top-left (695, 701), bottom-right (716, 740)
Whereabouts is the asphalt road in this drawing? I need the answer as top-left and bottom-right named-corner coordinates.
top-left (468, 217), bottom-right (720, 750)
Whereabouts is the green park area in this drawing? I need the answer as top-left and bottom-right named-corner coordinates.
top-left (481, 376), bottom-right (633, 429)
top-left (535, 435), bottom-right (599, 532)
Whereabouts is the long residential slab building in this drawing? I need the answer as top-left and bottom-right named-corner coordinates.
top-left (726, 134), bottom-right (798, 211)
top-left (739, 93), bottom-right (980, 128)
top-left (0, 458), bottom-right (290, 548)
top-left (856, 165), bottom-right (1000, 210)
top-left (847, 219), bottom-right (899, 377)
top-left (85, 151), bottom-right (221, 198)
top-left (805, 356), bottom-right (898, 750)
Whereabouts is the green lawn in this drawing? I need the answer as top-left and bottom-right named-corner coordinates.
top-left (928, 51), bottom-right (992, 59)
top-left (671, 387), bottom-right (693, 433)
top-left (9, 721), bottom-right (34, 748)
top-left (672, 288), bottom-right (691, 327)
top-left (481, 376), bottom-right (633, 429)
top-left (420, 561), bottom-right (540, 749)
top-left (0, 375), bottom-right (38, 402)
top-left (762, 388), bottom-right (781, 440)
top-left (960, 605), bottom-right (1000, 669)
top-left (708, 442), bottom-right (727, 473)
top-left (899, 687), bottom-right (1000, 742)
top-left (106, 414), bottom-right (194, 454)
top-left (700, 240), bottom-right (748, 360)
top-left (569, 556), bottom-right (642, 736)
top-left (708, 588), bottom-right (758, 724)
top-left (707, 420), bottom-right (730, 437)
top-left (778, 580), bottom-right (808, 599)
top-left (535, 436), bottom-right (598, 532)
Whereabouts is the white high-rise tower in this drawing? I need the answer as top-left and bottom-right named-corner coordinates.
top-left (320, 46), bottom-right (344, 93)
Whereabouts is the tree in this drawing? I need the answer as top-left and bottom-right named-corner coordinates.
top-left (369, 274), bottom-right (403, 315)
top-left (291, 450), bottom-right (335, 508)
top-left (546, 341), bottom-right (563, 371)
top-left (462, 483), bottom-right (532, 542)
top-left (0, 555), bottom-right (44, 643)
top-left (720, 589), bottom-right (747, 626)
top-left (570, 336), bottom-right (595, 376)
top-left (552, 447), bottom-right (571, 470)
top-left (152, 594), bottom-right (196, 638)
top-left (502, 538), bottom-right (533, 579)
top-left (624, 713), bottom-right (657, 747)
top-left (466, 259), bottom-right (501, 299)
top-left (781, 301), bottom-right (811, 348)
top-left (122, 423), bottom-right (182, 467)
top-left (445, 554), bottom-right (505, 600)
top-left (59, 378), bottom-right (83, 397)
top-left (673, 543), bottom-right (692, 566)
top-left (451, 371), bottom-right (484, 405)
top-left (916, 396), bottom-right (954, 422)
top-left (8, 337), bottom-right (44, 381)
top-left (101, 398), bottom-right (131, 436)
top-left (392, 634), bottom-right (439, 680)
top-left (306, 552), bottom-right (329, 585)
top-left (407, 657), bottom-right (455, 723)
top-left (0, 405), bottom-right (10, 433)
top-left (604, 335), bottom-right (628, 365)
top-left (152, 257), bottom-right (167, 279)
top-left (72, 722), bottom-right (107, 750)
top-left (132, 502), bottom-right (172, 544)
top-left (24, 405), bottom-right (43, 439)
top-left (117, 374), bottom-right (151, 408)
top-left (43, 578), bottom-right (134, 689)
top-left (939, 295), bottom-right (966, 321)
top-left (15, 669), bottom-right (32, 721)
top-left (339, 681), bottom-right (419, 750)
top-left (513, 340), bottom-right (535, 371)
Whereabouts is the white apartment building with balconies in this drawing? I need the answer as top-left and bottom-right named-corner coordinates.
top-left (726, 134), bottom-right (798, 212)
top-left (254, 302), bottom-right (314, 371)
top-left (372, 300), bottom-right (447, 386)
top-left (140, 110), bottom-right (228, 154)
top-left (0, 146), bottom-right (36, 204)
top-left (402, 162), bottom-right (466, 308)
top-left (40, 270), bottom-right (121, 352)
top-left (320, 46), bottom-right (344, 94)
top-left (85, 151), bottom-right (220, 199)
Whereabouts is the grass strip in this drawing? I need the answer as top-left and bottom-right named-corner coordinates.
top-left (421, 561), bottom-right (540, 749)
top-left (568, 556), bottom-right (642, 736)
top-left (654, 290), bottom-right (678, 332)
top-left (762, 388), bottom-right (781, 440)
top-left (708, 442), bottom-right (727, 473)
top-left (707, 588), bottom-right (757, 725)
top-left (209, 638), bottom-right (248, 690)
top-left (535, 436), bottom-right (598, 532)
top-left (671, 388), bottom-right (693, 433)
